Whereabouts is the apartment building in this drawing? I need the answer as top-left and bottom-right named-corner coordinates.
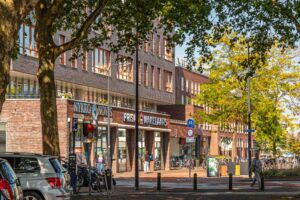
top-left (0, 20), bottom-right (178, 173)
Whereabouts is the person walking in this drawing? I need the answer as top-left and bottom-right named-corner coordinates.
top-left (96, 153), bottom-right (105, 173)
top-left (144, 151), bottom-right (150, 173)
top-left (250, 151), bottom-right (262, 188)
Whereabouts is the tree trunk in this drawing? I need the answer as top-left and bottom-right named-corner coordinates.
top-left (272, 140), bottom-right (277, 158)
top-left (0, 1), bottom-right (23, 113)
top-left (37, 54), bottom-right (60, 156)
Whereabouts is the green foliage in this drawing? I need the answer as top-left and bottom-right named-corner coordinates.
top-left (262, 168), bottom-right (300, 177)
top-left (196, 33), bottom-right (300, 156)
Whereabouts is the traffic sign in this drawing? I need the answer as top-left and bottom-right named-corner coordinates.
top-left (244, 129), bottom-right (255, 133)
top-left (187, 118), bottom-right (195, 128)
top-left (187, 129), bottom-right (193, 137)
top-left (186, 137), bottom-right (195, 143)
top-left (72, 118), bottom-right (78, 132)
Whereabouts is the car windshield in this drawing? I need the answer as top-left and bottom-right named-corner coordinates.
top-left (49, 158), bottom-right (66, 173)
top-left (0, 161), bottom-right (17, 184)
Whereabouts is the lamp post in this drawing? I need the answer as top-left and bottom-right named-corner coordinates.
top-left (134, 30), bottom-right (139, 190)
top-left (247, 41), bottom-right (252, 178)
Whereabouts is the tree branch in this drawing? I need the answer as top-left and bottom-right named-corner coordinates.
top-left (45, 0), bottom-right (65, 26)
top-left (54, 0), bottom-right (108, 56)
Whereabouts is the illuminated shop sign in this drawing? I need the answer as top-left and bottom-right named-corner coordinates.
top-left (123, 113), bottom-right (167, 126)
top-left (74, 102), bottom-right (112, 117)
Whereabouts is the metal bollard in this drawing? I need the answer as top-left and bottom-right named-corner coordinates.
top-left (193, 173), bottom-right (197, 191)
top-left (229, 173), bottom-right (233, 190)
top-left (157, 172), bottom-right (161, 191)
top-left (260, 173), bottom-right (264, 191)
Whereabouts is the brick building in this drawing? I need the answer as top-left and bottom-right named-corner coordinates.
top-left (158, 67), bottom-right (251, 162)
top-left (0, 21), bottom-right (178, 173)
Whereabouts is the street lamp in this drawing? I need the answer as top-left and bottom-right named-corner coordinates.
top-left (247, 41), bottom-right (252, 178)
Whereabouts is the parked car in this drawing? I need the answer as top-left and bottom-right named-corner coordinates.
top-left (0, 153), bottom-right (72, 200)
top-left (0, 158), bottom-right (23, 200)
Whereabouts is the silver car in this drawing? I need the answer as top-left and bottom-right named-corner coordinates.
top-left (0, 153), bottom-right (71, 200)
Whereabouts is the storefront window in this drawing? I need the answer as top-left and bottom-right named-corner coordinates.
top-left (118, 129), bottom-right (127, 172)
top-left (0, 123), bottom-right (6, 152)
top-left (154, 132), bottom-right (161, 170)
top-left (138, 131), bottom-right (145, 171)
top-left (96, 126), bottom-right (107, 159)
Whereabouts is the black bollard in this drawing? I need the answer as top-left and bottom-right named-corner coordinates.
top-left (193, 173), bottom-right (197, 191)
top-left (157, 172), bottom-right (161, 191)
top-left (229, 173), bottom-right (233, 190)
top-left (260, 173), bottom-right (264, 191)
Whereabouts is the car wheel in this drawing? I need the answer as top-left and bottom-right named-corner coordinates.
top-left (23, 191), bottom-right (43, 200)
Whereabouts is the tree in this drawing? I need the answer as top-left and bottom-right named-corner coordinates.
top-left (0, 1), bottom-right (34, 113)
top-left (287, 134), bottom-right (300, 156)
top-left (196, 33), bottom-right (300, 156)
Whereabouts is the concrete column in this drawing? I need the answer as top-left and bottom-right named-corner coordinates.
top-left (209, 125), bottom-right (219, 156)
top-left (162, 132), bottom-right (171, 170)
top-left (111, 128), bottom-right (118, 174)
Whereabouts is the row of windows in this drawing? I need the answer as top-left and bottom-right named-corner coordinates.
top-left (5, 76), bottom-right (157, 112)
top-left (181, 77), bottom-right (201, 95)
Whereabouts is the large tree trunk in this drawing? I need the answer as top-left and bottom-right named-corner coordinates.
top-left (0, 1), bottom-right (23, 113)
top-left (37, 53), bottom-right (60, 156)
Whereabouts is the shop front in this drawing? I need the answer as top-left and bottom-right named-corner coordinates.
top-left (67, 100), bottom-right (172, 173)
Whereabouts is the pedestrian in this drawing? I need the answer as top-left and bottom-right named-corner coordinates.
top-left (144, 151), bottom-right (150, 173)
top-left (96, 153), bottom-right (105, 173)
top-left (250, 151), bottom-right (262, 188)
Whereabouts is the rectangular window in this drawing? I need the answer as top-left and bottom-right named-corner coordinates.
top-left (117, 56), bottom-right (133, 82)
top-left (164, 70), bottom-right (173, 92)
top-left (71, 49), bottom-right (77, 68)
top-left (191, 81), bottom-right (194, 94)
top-left (198, 83), bottom-right (201, 94)
top-left (157, 35), bottom-right (161, 57)
top-left (157, 68), bottom-right (161, 90)
top-left (181, 77), bottom-right (185, 91)
top-left (0, 123), bottom-right (6, 152)
top-left (186, 80), bottom-right (189, 92)
top-left (181, 95), bottom-right (185, 104)
top-left (143, 40), bottom-right (148, 52)
top-left (82, 51), bottom-right (88, 71)
top-left (59, 35), bottom-right (66, 65)
top-left (164, 38), bottom-right (173, 61)
top-left (151, 66), bottom-right (155, 88)
top-left (92, 48), bottom-right (111, 75)
top-left (19, 24), bottom-right (37, 57)
top-left (144, 63), bottom-right (148, 86)
top-left (149, 32), bottom-right (154, 54)
top-left (138, 61), bottom-right (142, 85)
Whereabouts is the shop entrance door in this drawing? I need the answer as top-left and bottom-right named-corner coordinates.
top-left (154, 132), bottom-right (161, 170)
top-left (96, 126), bottom-right (107, 160)
top-left (117, 129), bottom-right (127, 172)
top-left (138, 131), bottom-right (145, 171)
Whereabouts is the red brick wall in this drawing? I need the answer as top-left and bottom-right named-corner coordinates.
top-left (0, 99), bottom-right (69, 158)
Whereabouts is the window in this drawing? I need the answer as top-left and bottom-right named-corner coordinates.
top-left (19, 24), bottom-right (37, 57)
top-left (138, 61), bottom-right (142, 85)
top-left (157, 35), bottom-right (161, 57)
top-left (71, 49), bottom-right (77, 68)
top-left (117, 56), bottom-right (133, 81)
top-left (191, 81), bottom-right (194, 94)
top-left (186, 80), bottom-right (189, 92)
top-left (59, 35), bottom-right (66, 65)
top-left (157, 68), bottom-right (161, 90)
top-left (95, 17), bottom-right (112, 38)
top-left (181, 77), bottom-right (185, 91)
top-left (144, 64), bottom-right (148, 86)
top-left (149, 32), bottom-right (154, 54)
top-left (82, 51), bottom-right (88, 71)
top-left (164, 38), bottom-right (173, 61)
top-left (143, 40), bottom-right (148, 52)
top-left (198, 83), bottom-right (201, 94)
top-left (92, 48), bottom-right (111, 75)
top-left (0, 123), bottom-right (6, 152)
top-left (164, 70), bottom-right (173, 92)
top-left (15, 157), bottom-right (40, 173)
top-left (181, 95), bottom-right (185, 104)
top-left (151, 66), bottom-right (155, 88)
